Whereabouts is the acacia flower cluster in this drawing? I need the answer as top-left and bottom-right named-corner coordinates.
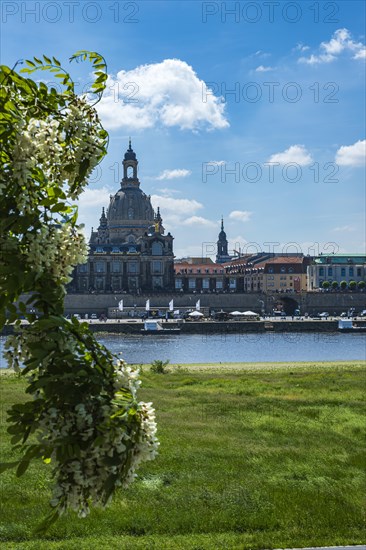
top-left (0, 53), bottom-right (159, 530)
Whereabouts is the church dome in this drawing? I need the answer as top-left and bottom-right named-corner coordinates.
top-left (107, 187), bottom-right (154, 226)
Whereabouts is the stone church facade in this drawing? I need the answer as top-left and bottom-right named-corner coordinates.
top-left (69, 142), bottom-right (175, 294)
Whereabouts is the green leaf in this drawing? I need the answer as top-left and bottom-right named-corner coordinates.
top-left (16, 460), bottom-right (30, 477)
top-left (33, 509), bottom-right (60, 536)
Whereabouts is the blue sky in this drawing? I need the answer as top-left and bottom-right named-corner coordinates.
top-left (1, 0), bottom-right (365, 258)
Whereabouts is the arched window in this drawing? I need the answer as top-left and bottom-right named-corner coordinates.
top-left (127, 166), bottom-right (134, 178)
top-left (128, 208), bottom-right (134, 219)
top-left (128, 235), bottom-right (135, 244)
top-left (152, 241), bottom-right (163, 256)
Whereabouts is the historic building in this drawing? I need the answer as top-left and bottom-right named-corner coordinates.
top-left (307, 254), bottom-right (366, 290)
top-left (70, 142), bottom-right (175, 294)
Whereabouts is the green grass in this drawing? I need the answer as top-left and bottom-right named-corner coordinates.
top-left (0, 361), bottom-right (365, 549)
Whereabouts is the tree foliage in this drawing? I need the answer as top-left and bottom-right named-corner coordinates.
top-left (0, 52), bottom-right (158, 531)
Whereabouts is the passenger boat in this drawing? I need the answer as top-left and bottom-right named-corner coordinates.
top-left (141, 320), bottom-right (181, 334)
top-left (338, 319), bottom-right (366, 333)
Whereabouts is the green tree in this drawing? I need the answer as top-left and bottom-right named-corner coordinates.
top-left (0, 53), bottom-right (158, 531)
top-left (322, 281), bottom-right (330, 290)
top-left (348, 280), bottom-right (357, 291)
top-left (357, 280), bottom-right (365, 290)
top-left (340, 280), bottom-right (348, 290)
top-left (331, 281), bottom-right (339, 290)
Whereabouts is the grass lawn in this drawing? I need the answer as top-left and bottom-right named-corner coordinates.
top-left (0, 361), bottom-right (365, 549)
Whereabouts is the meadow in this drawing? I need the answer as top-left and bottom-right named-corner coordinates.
top-left (0, 361), bottom-right (365, 549)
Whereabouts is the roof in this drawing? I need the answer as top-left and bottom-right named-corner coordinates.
top-left (174, 262), bottom-right (224, 274)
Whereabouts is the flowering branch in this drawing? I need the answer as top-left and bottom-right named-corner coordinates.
top-left (0, 53), bottom-right (158, 533)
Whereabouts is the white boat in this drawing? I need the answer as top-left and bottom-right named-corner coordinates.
top-left (141, 320), bottom-right (180, 334)
top-left (338, 319), bottom-right (366, 333)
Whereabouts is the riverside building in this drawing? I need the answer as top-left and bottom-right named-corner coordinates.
top-left (69, 141), bottom-right (175, 294)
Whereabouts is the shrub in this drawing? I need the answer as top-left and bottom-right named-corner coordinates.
top-left (150, 360), bottom-right (169, 374)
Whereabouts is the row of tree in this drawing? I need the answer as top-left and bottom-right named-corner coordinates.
top-left (321, 280), bottom-right (365, 290)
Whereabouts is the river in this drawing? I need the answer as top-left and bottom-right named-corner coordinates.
top-left (96, 332), bottom-right (365, 364)
top-left (0, 332), bottom-right (364, 368)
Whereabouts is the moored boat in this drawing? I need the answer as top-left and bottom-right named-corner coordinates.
top-left (141, 320), bottom-right (181, 334)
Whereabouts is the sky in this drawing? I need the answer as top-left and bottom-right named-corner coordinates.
top-left (1, 0), bottom-right (365, 259)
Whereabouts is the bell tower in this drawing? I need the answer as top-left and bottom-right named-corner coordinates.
top-left (121, 138), bottom-right (140, 188)
top-left (216, 217), bottom-right (230, 263)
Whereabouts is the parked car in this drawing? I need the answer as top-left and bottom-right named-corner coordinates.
top-left (360, 310), bottom-right (366, 317)
top-left (91, 313), bottom-right (98, 319)
top-left (319, 312), bottom-right (330, 318)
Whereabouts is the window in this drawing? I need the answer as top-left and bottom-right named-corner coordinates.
top-left (95, 277), bottom-right (104, 290)
top-left (197, 269), bottom-right (201, 274)
top-left (152, 261), bottom-right (162, 274)
top-left (95, 262), bottom-right (105, 273)
top-left (205, 269), bottom-right (209, 274)
top-left (112, 246), bottom-right (120, 253)
top-left (280, 267), bottom-right (286, 273)
top-left (111, 261), bottom-right (121, 273)
top-left (357, 268), bottom-right (362, 277)
top-left (328, 267), bottom-right (333, 276)
top-left (229, 278), bottom-right (236, 289)
top-left (216, 279), bottom-right (223, 289)
top-left (96, 246), bottom-right (104, 253)
top-left (188, 278), bottom-right (196, 289)
top-left (349, 267), bottom-right (354, 276)
top-left (78, 264), bottom-right (88, 273)
top-left (152, 241), bottom-right (163, 256)
top-left (152, 276), bottom-right (163, 290)
top-left (128, 208), bottom-right (134, 219)
top-left (288, 267), bottom-right (294, 273)
top-left (268, 267), bottom-right (274, 273)
top-left (202, 278), bottom-right (210, 289)
top-left (127, 235), bottom-right (135, 244)
top-left (175, 279), bottom-right (183, 289)
top-left (341, 268), bottom-right (346, 277)
top-left (127, 262), bottom-right (138, 274)
top-left (319, 267), bottom-right (324, 276)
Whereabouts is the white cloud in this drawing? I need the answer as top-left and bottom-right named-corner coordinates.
top-left (354, 48), bottom-right (366, 60)
top-left (299, 28), bottom-right (366, 64)
top-left (151, 194), bottom-right (203, 216)
top-left (294, 43), bottom-right (310, 52)
top-left (76, 186), bottom-right (111, 208)
top-left (229, 210), bottom-right (252, 222)
top-left (333, 225), bottom-right (356, 232)
top-left (157, 188), bottom-right (181, 196)
top-left (156, 168), bottom-right (191, 180)
top-left (97, 59), bottom-right (229, 131)
top-left (335, 139), bottom-right (366, 167)
top-left (255, 65), bottom-right (274, 72)
top-left (267, 145), bottom-right (313, 166)
top-left (208, 160), bottom-right (226, 166)
top-left (181, 216), bottom-right (216, 227)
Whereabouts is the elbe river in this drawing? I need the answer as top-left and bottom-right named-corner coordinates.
top-left (97, 332), bottom-right (364, 364)
top-left (0, 333), bottom-right (365, 367)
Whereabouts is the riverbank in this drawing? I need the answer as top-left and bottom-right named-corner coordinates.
top-left (3, 318), bottom-right (366, 336)
top-left (1, 361), bottom-right (365, 549)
